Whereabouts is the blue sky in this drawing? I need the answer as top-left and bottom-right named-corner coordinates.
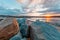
top-left (0, 0), bottom-right (60, 13)
top-left (0, 0), bottom-right (60, 9)
top-left (0, 0), bottom-right (27, 15)
top-left (0, 0), bottom-right (23, 9)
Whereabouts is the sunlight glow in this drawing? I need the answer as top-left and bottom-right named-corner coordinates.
top-left (45, 14), bottom-right (52, 22)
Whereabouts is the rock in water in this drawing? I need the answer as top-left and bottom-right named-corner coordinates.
top-left (30, 20), bottom-right (60, 40)
top-left (30, 20), bottom-right (45, 40)
top-left (0, 18), bottom-right (19, 40)
top-left (30, 24), bottom-right (45, 40)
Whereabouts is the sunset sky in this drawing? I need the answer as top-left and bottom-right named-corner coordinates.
top-left (0, 0), bottom-right (60, 15)
top-left (0, 0), bottom-right (60, 10)
top-left (0, 0), bottom-right (60, 21)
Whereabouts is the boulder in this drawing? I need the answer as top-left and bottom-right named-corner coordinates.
top-left (0, 18), bottom-right (19, 40)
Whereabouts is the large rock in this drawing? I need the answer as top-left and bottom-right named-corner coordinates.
top-left (30, 20), bottom-right (60, 40)
top-left (30, 20), bottom-right (45, 40)
top-left (0, 18), bottom-right (19, 40)
top-left (30, 25), bottom-right (45, 40)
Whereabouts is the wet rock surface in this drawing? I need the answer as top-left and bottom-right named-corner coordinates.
top-left (0, 18), bottom-right (19, 40)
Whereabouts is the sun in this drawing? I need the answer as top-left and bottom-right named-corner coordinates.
top-left (45, 14), bottom-right (52, 22)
